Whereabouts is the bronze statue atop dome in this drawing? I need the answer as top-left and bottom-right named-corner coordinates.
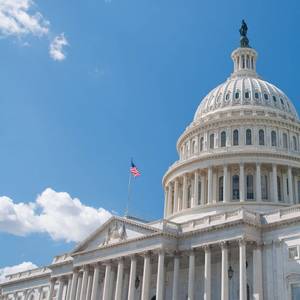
top-left (239, 19), bottom-right (250, 48)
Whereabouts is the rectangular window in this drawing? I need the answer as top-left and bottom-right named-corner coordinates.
top-left (289, 246), bottom-right (300, 260)
top-left (292, 283), bottom-right (300, 300)
top-left (198, 181), bottom-right (202, 205)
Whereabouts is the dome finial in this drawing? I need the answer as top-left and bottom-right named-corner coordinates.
top-left (239, 19), bottom-right (250, 48)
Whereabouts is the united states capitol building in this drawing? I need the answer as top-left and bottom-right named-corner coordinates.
top-left (1, 22), bottom-right (300, 300)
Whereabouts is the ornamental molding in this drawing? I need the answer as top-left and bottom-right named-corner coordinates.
top-left (163, 151), bottom-right (300, 185)
top-left (178, 113), bottom-right (300, 148)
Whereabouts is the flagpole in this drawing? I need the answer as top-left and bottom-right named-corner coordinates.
top-left (125, 171), bottom-right (133, 217)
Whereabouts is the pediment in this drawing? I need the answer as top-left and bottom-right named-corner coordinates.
top-left (72, 216), bottom-right (160, 253)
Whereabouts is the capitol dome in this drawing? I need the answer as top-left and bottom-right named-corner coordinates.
top-left (163, 27), bottom-right (300, 222)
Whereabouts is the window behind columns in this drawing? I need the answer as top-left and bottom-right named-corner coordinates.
top-left (232, 175), bottom-right (239, 200)
top-left (283, 133), bottom-right (288, 149)
top-left (210, 134), bottom-right (215, 149)
top-left (277, 176), bottom-right (282, 201)
top-left (187, 184), bottom-right (192, 208)
top-left (261, 175), bottom-right (268, 200)
top-left (246, 129), bottom-right (252, 145)
top-left (200, 137), bottom-right (204, 151)
top-left (293, 136), bottom-right (297, 151)
top-left (246, 175), bottom-right (254, 200)
top-left (219, 176), bottom-right (224, 201)
top-left (271, 130), bottom-right (277, 146)
top-left (291, 283), bottom-right (300, 300)
top-left (198, 181), bottom-right (202, 205)
top-left (259, 129), bottom-right (265, 145)
top-left (221, 131), bottom-right (226, 147)
top-left (298, 180), bottom-right (300, 204)
top-left (233, 129), bottom-right (239, 146)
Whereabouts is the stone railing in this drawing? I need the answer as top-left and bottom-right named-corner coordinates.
top-left (5, 267), bottom-right (50, 282)
top-left (179, 208), bottom-right (260, 232)
top-left (262, 205), bottom-right (300, 224)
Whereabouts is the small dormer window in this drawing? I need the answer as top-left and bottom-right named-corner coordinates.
top-left (289, 246), bottom-right (300, 260)
top-left (280, 98), bottom-right (285, 108)
top-left (226, 93), bottom-right (230, 101)
top-left (264, 94), bottom-right (268, 100)
top-left (245, 91), bottom-right (250, 99)
top-left (255, 92), bottom-right (259, 99)
top-left (235, 92), bottom-right (239, 99)
top-left (273, 96), bottom-right (277, 104)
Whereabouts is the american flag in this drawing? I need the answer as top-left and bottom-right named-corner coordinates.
top-left (130, 160), bottom-right (141, 177)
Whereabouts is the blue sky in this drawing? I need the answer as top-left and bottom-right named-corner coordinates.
top-left (0, 0), bottom-right (300, 272)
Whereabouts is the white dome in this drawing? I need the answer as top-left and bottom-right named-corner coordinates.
top-left (194, 48), bottom-right (298, 121)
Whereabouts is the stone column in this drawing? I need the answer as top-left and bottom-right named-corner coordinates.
top-left (115, 258), bottom-right (124, 300)
top-left (38, 287), bottom-right (43, 300)
top-left (239, 240), bottom-right (247, 300)
top-left (183, 174), bottom-right (188, 209)
top-left (47, 278), bottom-right (56, 300)
top-left (188, 250), bottom-right (195, 300)
top-left (288, 166), bottom-right (294, 204)
top-left (66, 275), bottom-right (73, 300)
top-left (87, 271), bottom-right (94, 300)
top-left (221, 242), bottom-right (229, 300)
top-left (57, 278), bottom-right (65, 300)
top-left (253, 243), bottom-right (263, 300)
top-left (207, 167), bottom-right (213, 204)
top-left (102, 263), bottom-right (112, 300)
top-left (70, 270), bottom-right (79, 300)
top-left (91, 264), bottom-right (101, 300)
top-left (141, 253), bottom-right (151, 300)
top-left (80, 266), bottom-right (89, 300)
top-left (174, 179), bottom-right (179, 213)
top-left (193, 170), bottom-right (199, 207)
top-left (223, 165), bottom-right (228, 203)
top-left (256, 163), bottom-right (262, 202)
top-left (272, 164), bottom-right (278, 202)
top-left (128, 256), bottom-right (137, 300)
top-left (164, 187), bottom-right (168, 218)
top-left (240, 163), bottom-right (245, 202)
top-left (204, 246), bottom-right (211, 300)
top-left (167, 182), bottom-right (173, 215)
top-left (75, 273), bottom-right (83, 300)
top-left (172, 254), bottom-right (180, 300)
top-left (156, 251), bottom-right (165, 300)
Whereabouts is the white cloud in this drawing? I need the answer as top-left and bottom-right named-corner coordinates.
top-left (49, 33), bottom-right (68, 61)
top-left (0, 0), bottom-right (69, 61)
top-left (0, 0), bottom-right (49, 37)
top-left (0, 261), bottom-right (37, 283)
top-left (0, 188), bottom-right (111, 243)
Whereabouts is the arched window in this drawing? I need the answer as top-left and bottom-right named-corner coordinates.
top-left (210, 134), bottom-right (215, 149)
top-left (259, 129), bottom-right (265, 146)
top-left (277, 176), bottom-right (282, 201)
top-left (271, 131), bottom-right (277, 146)
top-left (200, 137), bottom-right (204, 151)
top-left (293, 136), bottom-right (297, 151)
top-left (219, 176), bottom-right (224, 202)
top-left (246, 175), bottom-right (254, 200)
top-left (261, 175), bottom-right (268, 200)
top-left (233, 129), bottom-right (239, 146)
top-left (283, 133), bottom-right (288, 149)
top-left (221, 131), bottom-right (226, 147)
top-left (232, 175), bottom-right (239, 200)
top-left (246, 129), bottom-right (252, 145)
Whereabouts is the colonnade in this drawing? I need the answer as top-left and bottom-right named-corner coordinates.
top-left (2, 240), bottom-right (262, 300)
top-left (165, 162), bottom-right (299, 216)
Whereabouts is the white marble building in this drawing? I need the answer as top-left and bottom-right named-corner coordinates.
top-left (1, 26), bottom-right (300, 300)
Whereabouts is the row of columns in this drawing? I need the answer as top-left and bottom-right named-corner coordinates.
top-left (165, 163), bottom-right (298, 216)
top-left (1, 240), bottom-right (263, 300)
